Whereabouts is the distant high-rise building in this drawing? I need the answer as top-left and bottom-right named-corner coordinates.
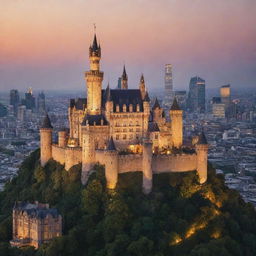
top-left (10, 89), bottom-right (20, 115)
top-left (211, 97), bottom-right (225, 118)
top-left (188, 76), bottom-right (205, 113)
top-left (163, 64), bottom-right (174, 107)
top-left (165, 64), bottom-right (173, 92)
top-left (220, 84), bottom-right (236, 118)
top-left (37, 92), bottom-right (46, 113)
top-left (17, 105), bottom-right (26, 122)
top-left (220, 85), bottom-right (231, 107)
top-left (22, 87), bottom-right (36, 110)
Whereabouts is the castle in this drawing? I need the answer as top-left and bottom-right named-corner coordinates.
top-left (40, 34), bottom-right (209, 193)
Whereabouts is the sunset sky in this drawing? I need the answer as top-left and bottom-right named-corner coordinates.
top-left (1, 0), bottom-right (256, 92)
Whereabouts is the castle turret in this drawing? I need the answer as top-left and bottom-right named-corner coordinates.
top-left (196, 131), bottom-right (209, 184)
top-left (58, 129), bottom-right (67, 147)
top-left (121, 65), bottom-right (128, 89)
top-left (85, 34), bottom-right (104, 115)
top-left (142, 138), bottom-right (153, 194)
top-left (139, 74), bottom-right (146, 99)
top-left (40, 114), bottom-right (53, 167)
top-left (152, 98), bottom-right (164, 124)
top-left (104, 137), bottom-right (118, 189)
top-left (170, 97), bottom-right (183, 148)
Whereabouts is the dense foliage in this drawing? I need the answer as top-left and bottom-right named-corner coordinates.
top-left (0, 149), bottom-right (256, 256)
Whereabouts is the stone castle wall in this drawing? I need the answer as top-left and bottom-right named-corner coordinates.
top-left (96, 150), bottom-right (197, 175)
top-left (152, 154), bottom-right (197, 173)
top-left (52, 145), bottom-right (82, 170)
top-left (118, 154), bottom-right (143, 173)
top-left (52, 145), bottom-right (65, 165)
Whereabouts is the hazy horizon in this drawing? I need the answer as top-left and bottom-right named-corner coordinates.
top-left (1, 0), bottom-right (256, 92)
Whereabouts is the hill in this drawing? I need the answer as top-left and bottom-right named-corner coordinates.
top-left (0, 149), bottom-right (256, 256)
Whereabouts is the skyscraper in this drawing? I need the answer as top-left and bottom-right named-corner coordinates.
top-left (163, 64), bottom-right (174, 107)
top-left (220, 84), bottom-right (236, 118)
top-left (188, 76), bottom-right (205, 113)
top-left (165, 64), bottom-right (173, 92)
top-left (220, 85), bottom-right (231, 107)
top-left (22, 88), bottom-right (36, 110)
top-left (37, 92), bottom-right (46, 113)
top-left (10, 89), bottom-right (20, 115)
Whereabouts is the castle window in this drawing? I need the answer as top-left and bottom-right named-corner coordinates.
top-left (123, 104), bottom-right (127, 112)
top-left (129, 134), bottom-right (133, 139)
top-left (136, 128), bottom-right (140, 132)
top-left (129, 128), bottom-right (133, 132)
top-left (129, 104), bottom-right (133, 112)
top-left (136, 104), bottom-right (140, 112)
top-left (116, 105), bottom-right (120, 112)
top-left (123, 134), bottom-right (127, 140)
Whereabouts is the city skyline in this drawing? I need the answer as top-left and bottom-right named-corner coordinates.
top-left (1, 0), bottom-right (256, 91)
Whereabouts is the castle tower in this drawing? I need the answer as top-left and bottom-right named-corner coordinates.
top-left (196, 131), bottom-right (209, 184)
top-left (58, 129), bottom-right (67, 147)
top-left (121, 65), bottom-right (128, 89)
top-left (139, 74), bottom-right (146, 99)
top-left (142, 138), bottom-right (153, 194)
top-left (40, 114), bottom-right (53, 167)
top-left (104, 137), bottom-right (118, 189)
top-left (170, 97), bottom-right (183, 148)
top-left (85, 34), bottom-right (104, 115)
top-left (81, 125), bottom-right (95, 185)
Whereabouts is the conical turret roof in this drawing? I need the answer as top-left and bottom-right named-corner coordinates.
top-left (92, 34), bottom-right (99, 52)
top-left (170, 97), bottom-right (181, 110)
top-left (41, 114), bottom-right (53, 129)
top-left (107, 137), bottom-right (116, 151)
top-left (198, 131), bottom-right (208, 145)
top-left (122, 65), bottom-right (128, 80)
top-left (152, 98), bottom-right (161, 110)
top-left (140, 74), bottom-right (144, 83)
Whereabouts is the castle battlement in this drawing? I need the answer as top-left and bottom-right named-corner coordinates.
top-left (40, 33), bottom-right (209, 193)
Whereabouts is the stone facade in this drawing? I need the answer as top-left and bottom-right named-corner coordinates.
top-left (40, 34), bottom-right (209, 193)
top-left (10, 202), bottom-right (62, 249)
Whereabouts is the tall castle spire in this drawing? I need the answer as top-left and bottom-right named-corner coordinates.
top-left (139, 74), bottom-right (146, 99)
top-left (121, 65), bottom-right (128, 89)
top-left (89, 34), bottom-right (101, 60)
top-left (85, 33), bottom-right (104, 114)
